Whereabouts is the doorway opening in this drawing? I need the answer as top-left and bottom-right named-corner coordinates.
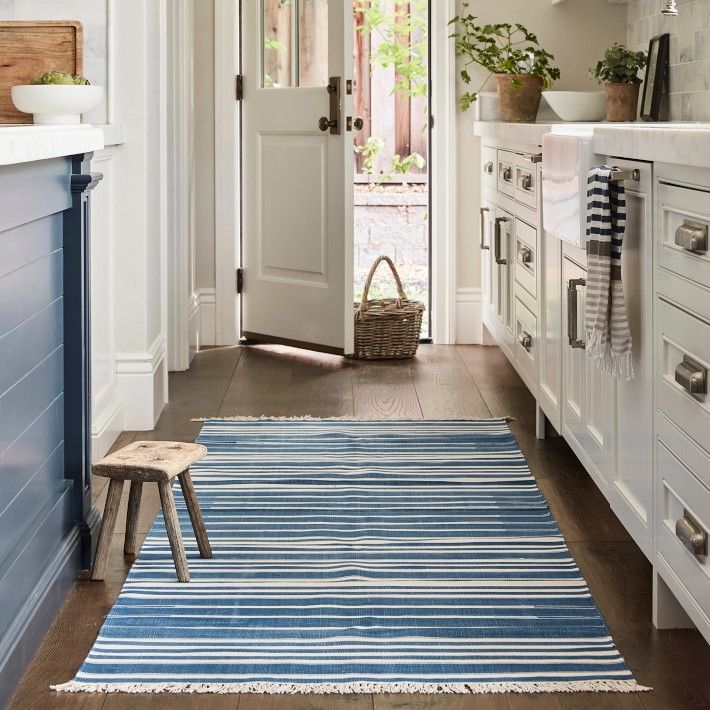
top-left (353, 1), bottom-right (431, 338)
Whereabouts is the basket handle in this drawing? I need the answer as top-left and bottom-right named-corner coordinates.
top-left (358, 256), bottom-right (408, 314)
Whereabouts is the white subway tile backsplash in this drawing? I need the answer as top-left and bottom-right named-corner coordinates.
top-left (629, 0), bottom-right (710, 119)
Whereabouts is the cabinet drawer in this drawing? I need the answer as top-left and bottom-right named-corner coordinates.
top-left (656, 433), bottom-right (710, 626)
top-left (515, 219), bottom-right (537, 300)
top-left (657, 181), bottom-right (710, 289)
top-left (657, 298), bottom-right (710, 454)
top-left (497, 150), bottom-right (515, 197)
top-left (515, 296), bottom-right (537, 387)
top-left (514, 153), bottom-right (539, 211)
top-left (482, 145), bottom-right (497, 190)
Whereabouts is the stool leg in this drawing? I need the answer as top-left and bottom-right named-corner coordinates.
top-left (91, 479), bottom-right (125, 581)
top-left (178, 469), bottom-right (213, 559)
top-left (158, 480), bottom-right (190, 583)
top-left (124, 481), bottom-right (143, 555)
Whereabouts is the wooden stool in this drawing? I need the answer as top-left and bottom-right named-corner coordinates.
top-left (91, 441), bottom-right (212, 583)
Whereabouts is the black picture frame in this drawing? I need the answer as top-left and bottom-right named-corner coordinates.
top-left (641, 33), bottom-right (670, 122)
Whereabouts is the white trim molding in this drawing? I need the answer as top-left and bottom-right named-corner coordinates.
top-left (430, 0), bottom-right (458, 345)
top-left (455, 287), bottom-right (483, 345)
top-left (214, 0), bottom-right (240, 346)
top-left (115, 335), bottom-right (169, 431)
top-left (196, 287), bottom-right (217, 348)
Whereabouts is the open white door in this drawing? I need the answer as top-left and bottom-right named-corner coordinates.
top-left (241, 0), bottom-right (354, 355)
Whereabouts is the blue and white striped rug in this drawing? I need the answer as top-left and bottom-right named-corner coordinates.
top-left (56, 418), bottom-right (646, 695)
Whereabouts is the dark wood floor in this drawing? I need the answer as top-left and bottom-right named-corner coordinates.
top-left (9, 345), bottom-right (710, 710)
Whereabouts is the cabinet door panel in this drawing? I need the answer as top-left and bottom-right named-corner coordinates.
top-left (539, 232), bottom-right (562, 430)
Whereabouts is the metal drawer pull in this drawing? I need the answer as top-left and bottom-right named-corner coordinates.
top-left (480, 207), bottom-right (490, 250)
top-left (675, 220), bottom-right (708, 253)
top-left (518, 245), bottom-right (533, 265)
top-left (567, 278), bottom-right (586, 349)
top-left (675, 355), bottom-right (707, 397)
top-left (484, 161), bottom-right (494, 174)
top-left (676, 511), bottom-right (708, 557)
top-left (518, 173), bottom-right (533, 191)
top-left (494, 217), bottom-right (508, 265)
top-left (518, 331), bottom-right (533, 352)
top-left (500, 165), bottom-right (513, 182)
top-left (526, 153), bottom-right (542, 164)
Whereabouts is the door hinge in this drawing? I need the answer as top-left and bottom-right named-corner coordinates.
top-left (236, 268), bottom-right (244, 294)
top-left (236, 74), bottom-right (244, 101)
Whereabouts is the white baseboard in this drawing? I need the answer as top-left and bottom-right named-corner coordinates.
top-left (455, 287), bottom-right (483, 345)
top-left (91, 387), bottom-right (123, 462)
top-left (197, 288), bottom-right (216, 348)
top-left (115, 334), bottom-right (168, 431)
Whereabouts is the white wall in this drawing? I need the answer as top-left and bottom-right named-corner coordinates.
top-left (457, 0), bottom-right (628, 296)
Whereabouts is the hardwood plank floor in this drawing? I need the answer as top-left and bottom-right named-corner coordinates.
top-left (8, 345), bottom-right (710, 710)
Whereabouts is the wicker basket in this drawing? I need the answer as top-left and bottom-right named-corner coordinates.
top-left (351, 256), bottom-right (426, 360)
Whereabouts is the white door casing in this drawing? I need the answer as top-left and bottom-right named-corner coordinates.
top-left (241, 1), bottom-right (354, 354)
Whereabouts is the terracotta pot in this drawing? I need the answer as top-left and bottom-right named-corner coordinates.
top-left (604, 83), bottom-right (640, 122)
top-left (495, 74), bottom-right (543, 123)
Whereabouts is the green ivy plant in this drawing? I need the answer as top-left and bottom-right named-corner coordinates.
top-left (590, 43), bottom-right (648, 85)
top-left (448, 5), bottom-right (561, 111)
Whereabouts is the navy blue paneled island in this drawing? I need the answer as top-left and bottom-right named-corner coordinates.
top-left (0, 125), bottom-right (104, 705)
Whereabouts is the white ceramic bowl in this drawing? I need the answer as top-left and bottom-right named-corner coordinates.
top-left (11, 85), bottom-right (105, 125)
top-left (542, 91), bottom-right (606, 122)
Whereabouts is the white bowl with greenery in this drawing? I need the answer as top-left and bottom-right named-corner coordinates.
top-left (12, 71), bottom-right (104, 125)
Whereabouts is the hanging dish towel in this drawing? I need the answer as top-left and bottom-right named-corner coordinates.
top-left (585, 166), bottom-right (634, 380)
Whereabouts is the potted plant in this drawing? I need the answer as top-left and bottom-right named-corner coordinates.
top-left (11, 70), bottom-right (104, 125)
top-left (590, 43), bottom-right (648, 122)
top-left (449, 10), bottom-right (560, 123)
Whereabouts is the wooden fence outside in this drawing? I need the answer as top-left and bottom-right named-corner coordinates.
top-left (263, 0), bottom-right (429, 183)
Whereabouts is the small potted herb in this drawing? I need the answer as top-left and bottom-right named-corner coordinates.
top-left (590, 43), bottom-right (648, 122)
top-left (449, 8), bottom-right (560, 123)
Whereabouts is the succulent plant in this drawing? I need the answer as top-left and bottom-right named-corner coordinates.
top-left (31, 70), bottom-right (91, 86)
top-left (590, 44), bottom-right (648, 85)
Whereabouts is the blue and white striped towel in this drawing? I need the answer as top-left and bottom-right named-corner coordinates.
top-left (585, 167), bottom-right (634, 380)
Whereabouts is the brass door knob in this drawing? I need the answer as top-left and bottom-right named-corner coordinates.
top-left (353, 117), bottom-right (364, 131)
top-left (319, 116), bottom-right (337, 132)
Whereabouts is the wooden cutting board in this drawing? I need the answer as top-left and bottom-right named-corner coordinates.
top-left (0, 21), bottom-right (83, 124)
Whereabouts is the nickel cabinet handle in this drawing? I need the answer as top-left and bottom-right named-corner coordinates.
top-left (494, 217), bottom-right (508, 265)
top-left (518, 330), bottom-right (533, 352)
top-left (518, 173), bottom-right (533, 191)
top-left (500, 165), bottom-right (513, 182)
top-left (480, 207), bottom-right (490, 250)
top-left (525, 153), bottom-right (543, 164)
top-left (675, 355), bottom-right (707, 397)
top-left (675, 220), bottom-right (708, 253)
top-left (676, 511), bottom-right (708, 557)
top-left (567, 278), bottom-right (586, 349)
top-left (484, 161), bottom-right (494, 175)
top-left (518, 245), bottom-right (533, 266)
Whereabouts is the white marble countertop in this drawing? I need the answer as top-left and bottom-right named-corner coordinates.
top-left (0, 125), bottom-right (105, 167)
top-left (474, 120), bottom-right (710, 169)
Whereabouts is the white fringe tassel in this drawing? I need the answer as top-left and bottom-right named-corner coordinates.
top-left (53, 680), bottom-right (650, 695)
top-left (191, 416), bottom-right (516, 423)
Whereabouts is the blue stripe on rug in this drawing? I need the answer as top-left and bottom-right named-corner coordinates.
top-left (55, 418), bottom-right (648, 695)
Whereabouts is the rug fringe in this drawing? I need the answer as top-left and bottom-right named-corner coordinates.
top-left (53, 680), bottom-right (650, 695)
top-left (191, 416), bottom-right (516, 423)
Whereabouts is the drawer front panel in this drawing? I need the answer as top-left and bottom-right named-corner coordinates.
top-left (515, 218), bottom-right (537, 300)
top-left (482, 145), bottom-right (497, 190)
top-left (656, 434), bottom-right (710, 625)
top-left (515, 153), bottom-right (539, 211)
top-left (515, 296), bottom-right (537, 387)
top-left (657, 298), bottom-right (710, 456)
top-left (657, 181), bottom-right (710, 289)
top-left (497, 150), bottom-right (515, 197)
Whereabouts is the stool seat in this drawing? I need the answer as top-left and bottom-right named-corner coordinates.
top-left (93, 441), bottom-right (208, 482)
top-left (91, 440), bottom-right (211, 583)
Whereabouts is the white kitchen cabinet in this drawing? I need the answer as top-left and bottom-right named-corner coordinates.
top-left (480, 199), bottom-right (496, 337)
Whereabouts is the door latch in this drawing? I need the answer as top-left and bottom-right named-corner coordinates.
top-left (236, 268), bottom-right (244, 294)
top-left (318, 76), bottom-right (341, 135)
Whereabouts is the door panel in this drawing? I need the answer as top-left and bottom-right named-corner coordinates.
top-left (243, 0), bottom-right (354, 354)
